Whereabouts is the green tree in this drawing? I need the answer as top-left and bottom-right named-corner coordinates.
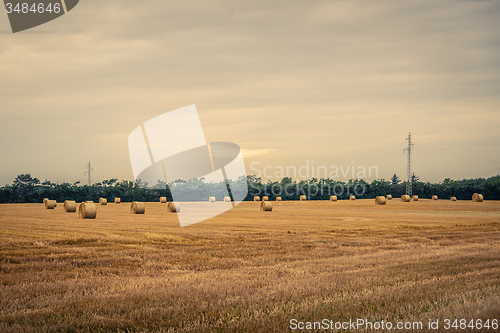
top-left (2, 174), bottom-right (499, 203)
top-left (391, 173), bottom-right (401, 185)
top-left (12, 174), bottom-right (40, 203)
top-left (411, 173), bottom-right (420, 183)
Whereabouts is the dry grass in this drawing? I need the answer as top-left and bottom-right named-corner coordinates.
top-left (1, 200), bottom-right (499, 332)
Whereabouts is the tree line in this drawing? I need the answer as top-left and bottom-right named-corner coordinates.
top-left (245, 174), bottom-right (500, 201)
top-left (0, 173), bottom-right (499, 204)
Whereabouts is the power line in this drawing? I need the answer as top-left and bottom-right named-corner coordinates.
top-left (418, 142), bottom-right (500, 146)
top-left (246, 143), bottom-right (403, 165)
top-left (84, 161), bottom-right (93, 186)
top-left (416, 148), bottom-right (499, 152)
top-left (415, 153), bottom-right (495, 158)
top-left (404, 133), bottom-right (414, 197)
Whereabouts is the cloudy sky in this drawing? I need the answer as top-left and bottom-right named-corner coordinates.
top-left (0, 0), bottom-right (499, 186)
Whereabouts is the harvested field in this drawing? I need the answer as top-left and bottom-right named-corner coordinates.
top-left (0, 200), bottom-right (499, 332)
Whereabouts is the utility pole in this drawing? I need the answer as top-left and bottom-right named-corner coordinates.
top-left (404, 133), bottom-right (414, 197)
top-left (84, 161), bottom-right (93, 186)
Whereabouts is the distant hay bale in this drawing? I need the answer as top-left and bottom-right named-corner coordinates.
top-left (401, 195), bottom-right (411, 202)
top-left (262, 196), bottom-right (269, 201)
top-left (450, 197), bottom-right (457, 201)
top-left (253, 196), bottom-right (260, 201)
top-left (63, 200), bottom-right (76, 212)
top-left (349, 195), bottom-right (355, 201)
top-left (300, 195), bottom-right (307, 201)
top-left (330, 196), bottom-right (337, 201)
top-left (85, 201), bottom-right (94, 203)
top-left (43, 198), bottom-right (48, 205)
top-left (130, 201), bottom-right (145, 214)
top-left (412, 195), bottom-right (419, 201)
top-left (375, 196), bottom-right (386, 205)
top-left (159, 197), bottom-right (167, 203)
top-left (209, 196), bottom-right (216, 202)
top-left (276, 197), bottom-right (282, 201)
top-left (432, 195), bottom-right (438, 200)
top-left (114, 198), bottom-right (121, 204)
top-left (45, 200), bottom-right (57, 209)
top-left (386, 195), bottom-right (392, 200)
top-left (472, 193), bottom-right (484, 202)
top-left (167, 202), bottom-right (180, 213)
top-left (99, 198), bottom-right (107, 205)
top-left (260, 201), bottom-right (273, 211)
top-left (79, 202), bottom-right (96, 219)
top-left (224, 196), bottom-right (231, 202)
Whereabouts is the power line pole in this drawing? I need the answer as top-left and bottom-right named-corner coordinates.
top-left (404, 133), bottom-right (414, 197)
top-left (84, 161), bottom-right (93, 186)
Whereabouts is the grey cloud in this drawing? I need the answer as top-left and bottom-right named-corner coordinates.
top-left (0, 0), bottom-right (499, 185)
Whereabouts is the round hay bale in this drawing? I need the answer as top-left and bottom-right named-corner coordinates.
top-left (260, 201), bottom-right (273, 211)
top-left (167, 202), bottom-right (180, 212)
top-left (401, 195), bottom-right (411, 202)
top-left (159, 197), bottom-right (167, 203)
top-left (43, 198), bottom-right (48, 205)
top-left (45, 200), bottom-right (57, 209)
top-left (330, 196), bottom-right (337, 201)
top-left (262, 196), bottom-right (269, 201)
top-left (375, 196), bottom-right (386, 205)
top-left (85, 201), bottom-right (94, 203)
top-left (450, 197), bottom-right (457, 201)
top-left (99, 198), bottom-right (107, 205)
top-left (300, 195), bottom-right (307, 201)
top-left (224, 196), bottom-right (231, 202)
top-left (386, 195), bottom-right (392, 200)
top-left (114, 198), bottom-right (121, 204)
top-left (209, 196), bottom-right (216, 202)
top-left (472, 193), bottom-right (483, 202)
top-left (432, 195), bottom-right (438, 200)
top-left (253, 196), bottom-right (260, 201)
top-left (130, 201), bottom-right (145, 214)
top-left (79, 202), bottom-right (96, 219)
top-left (349, 195), bottom-right (355, 201)
top-left (276, 197), bottom-right (282, 201)
top-left (63, 200), bottom-right (76, 212)
top-left (412, 195), bottom-right (419, 201)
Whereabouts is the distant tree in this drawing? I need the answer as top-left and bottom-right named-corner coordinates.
top-left (102, 179), bottom-right (118, 187)
top-left (1, 174), bottom-right (499, 203)
top-left (411, 173), bottom-right (420, 183)
top-left (12, 174), bottom-right (40, 202)
top-left (0, 185), bottom-right (13, 203)
top-left (391, 173), bottom-right (401, 185)
top-left (42, 179), bottom-right (53, 187)
top-left (369, 179), bottom-right (392, 197)
top-left (247, 175), bottom-right (264, 198)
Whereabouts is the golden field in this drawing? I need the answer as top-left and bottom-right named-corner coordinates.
top-left (0, 199), bottom-right (499, 332)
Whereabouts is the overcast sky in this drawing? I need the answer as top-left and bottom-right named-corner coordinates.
top-left (0, 0), bottom-right (499, 186)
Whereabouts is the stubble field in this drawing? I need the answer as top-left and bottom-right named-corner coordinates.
top-left (0, 199), bottom-right (499, 332)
